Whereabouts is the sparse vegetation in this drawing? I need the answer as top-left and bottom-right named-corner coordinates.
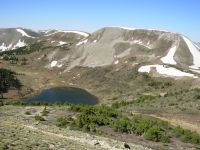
top-left (34, 115), bottom-right (45, 121)
top-left (173, 126), bottom-right (200, 144)
top-left (25, 111), bottom-right (31, 115)
top-left (41, 106), bottom-right (49, 116)
top-left (111, 95), bottom-right (156, 109)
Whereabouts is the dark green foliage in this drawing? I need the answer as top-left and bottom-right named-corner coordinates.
top-left (57, 117), bottom-right (70, 127)
top-left (61, 104), bottom-right (173, 143)
top-left (59, 104), bottom-right (200, 145)
top-left (12, 101), bottom-right (53, 106)
top-left (25, 111), bottom-right (31, 115)
top-left (173, 126), bottom-right (200, 144)
top-left (69, 104), bottom-right (119, 131)
top-left (111, 115), bottom-right (169, 136)
top-left (70, 104), bottom-right (119, 118)
top-left (34, 115), bottom-right (45, 121)
top-left (148, 81), bottom-right (172, 89)
top-left (21, 57), bottom-right (28, 65)
top-left (111, 95), bottom-right (156, 109)
top-left (0, 68), bottom-right (22, 98)
top-left (128, 57), bottom-right (137, 61)
top-left (0, 42), bottom-right (43, 56)
top-left (2, 55), bottom-right (18, 64)
top-left (194, 94), bottom-right (200, 100)
top-left (144, 127), bottom-right (169, 143)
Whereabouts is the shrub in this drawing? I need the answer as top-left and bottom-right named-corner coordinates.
top-left (173, 126), bottom-right (200, 144)
top-left (57, 117), bottom-right (69, 127)
top-left (25, 111), bottom-right (31, 115)
top-left (41, 106), bottom-right (49, 116)
top-left (34, 115), bottom-right (45, 121)
top-left (144, 127), bottom-right (169, 143)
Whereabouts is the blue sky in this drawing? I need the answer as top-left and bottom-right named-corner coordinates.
top-left (1, 0), bottom-right (200, 41)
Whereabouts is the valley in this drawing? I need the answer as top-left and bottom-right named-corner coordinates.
top-left (1, 27), bottom-right (200, 149)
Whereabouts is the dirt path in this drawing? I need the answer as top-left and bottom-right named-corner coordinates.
top-left (23, 124), bottom-right (151, 150)
top-left (23, 124), bottom-right (118, 150)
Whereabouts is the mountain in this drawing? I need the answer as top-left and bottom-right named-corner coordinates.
top-left (0, 28), bottom-right (40, 52)
top-left (38, 29), bottom-right (89, 47)
top-left (1, 26), bottom-right (200, 79)
top-left (37, 27), bottom-right (200, 78)
top-left (1, 27), bottom-right (200, 150)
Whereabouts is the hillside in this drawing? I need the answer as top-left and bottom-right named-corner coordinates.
top-left (1, 26), bottom-right (200, 150)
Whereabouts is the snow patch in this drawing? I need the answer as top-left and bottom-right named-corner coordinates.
top-left (190, 69), bottom-right (200, 74)
top-left (12, 39), bottom-right (26, 49)
top-left (50, 60), bottom-right (63, 68)
top-left (111, 26), bottom-right (136, 30)
top-left (114, 60), bottom-right (119, 64)
top-left (16, 29), bottom-right (33, 38)
top-left (76, 39), bottom-right (88, 46)
top-left (138, 65), bottom-right (197, 78)
top-left (60, 30), bottom-right (89, 37)
top-left (0, 43), bottom-right (6, 51)
top-left (161, 46), bottom-right (177, 65)
top-left (132, 40), bottom-right (151, 49)
top-left (182, 36), bottom-right (200, 69)
top-left (0, 43), bottom-right (13, 51)
top-left (93, 40), bottom-right (97, 43)
top-left (195, 43), bottom-right (200, 49)
top-left (58, 41), bottom-right (66, 46)
top-left (0, 40), bottom-right (26, 51)
top-left (45, 30), bottom-right (89, 37)
top-left (51, 61), bottom-right (58, 67)
top-left (111, 26), bottom-right (173, 33)
top-left (57, 64), bottom-right (63, 68)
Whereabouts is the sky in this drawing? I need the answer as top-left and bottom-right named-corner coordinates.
top-left (1, 0), bottom-right (200, 41)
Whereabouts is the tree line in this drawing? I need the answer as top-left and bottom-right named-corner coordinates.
top-left (0, 68), bottom-right (22, 100)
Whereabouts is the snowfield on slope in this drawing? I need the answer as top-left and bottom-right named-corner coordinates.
top-left (76, 39), bottom-right (88, 46)
top-left (51, 60), bottom-right (58, 67)
top-left (45, 30), bottom-right (89, 37)
top-left (16, 29), bottom-right (33, 38)
top-left (161, 46), bottom-right (177, 65)
top-left (0, 43), bottom-right (12, 51)
top-left (12, 39), bottom-right (26, 49)
top-left (132, 40), bottom-right (152, 49)
top-left (0, 40), bottom-right (26, 51)
top-left (138, 65), bottom-right (197, 78)
top-left (110, 26), bottom-right (174, 33)
top-left (58, 41), bottom-right (66, 46)
top-left (182, 36), bottom-right (200, 69)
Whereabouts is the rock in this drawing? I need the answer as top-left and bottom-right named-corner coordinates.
top-left (33, 121), bottom-right (39, 125)
top-left (94, 142), bottom-right (100, 146)
top-left (49, 144), bottom-right (55, 149)
top-left (124, 142), bottom-right (130, 149)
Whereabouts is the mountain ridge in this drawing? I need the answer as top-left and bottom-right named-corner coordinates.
top-left (1, 26), bottom-right (200, 79)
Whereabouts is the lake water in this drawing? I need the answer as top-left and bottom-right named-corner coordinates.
top-left (25, 87), bottom-right (98, 105)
